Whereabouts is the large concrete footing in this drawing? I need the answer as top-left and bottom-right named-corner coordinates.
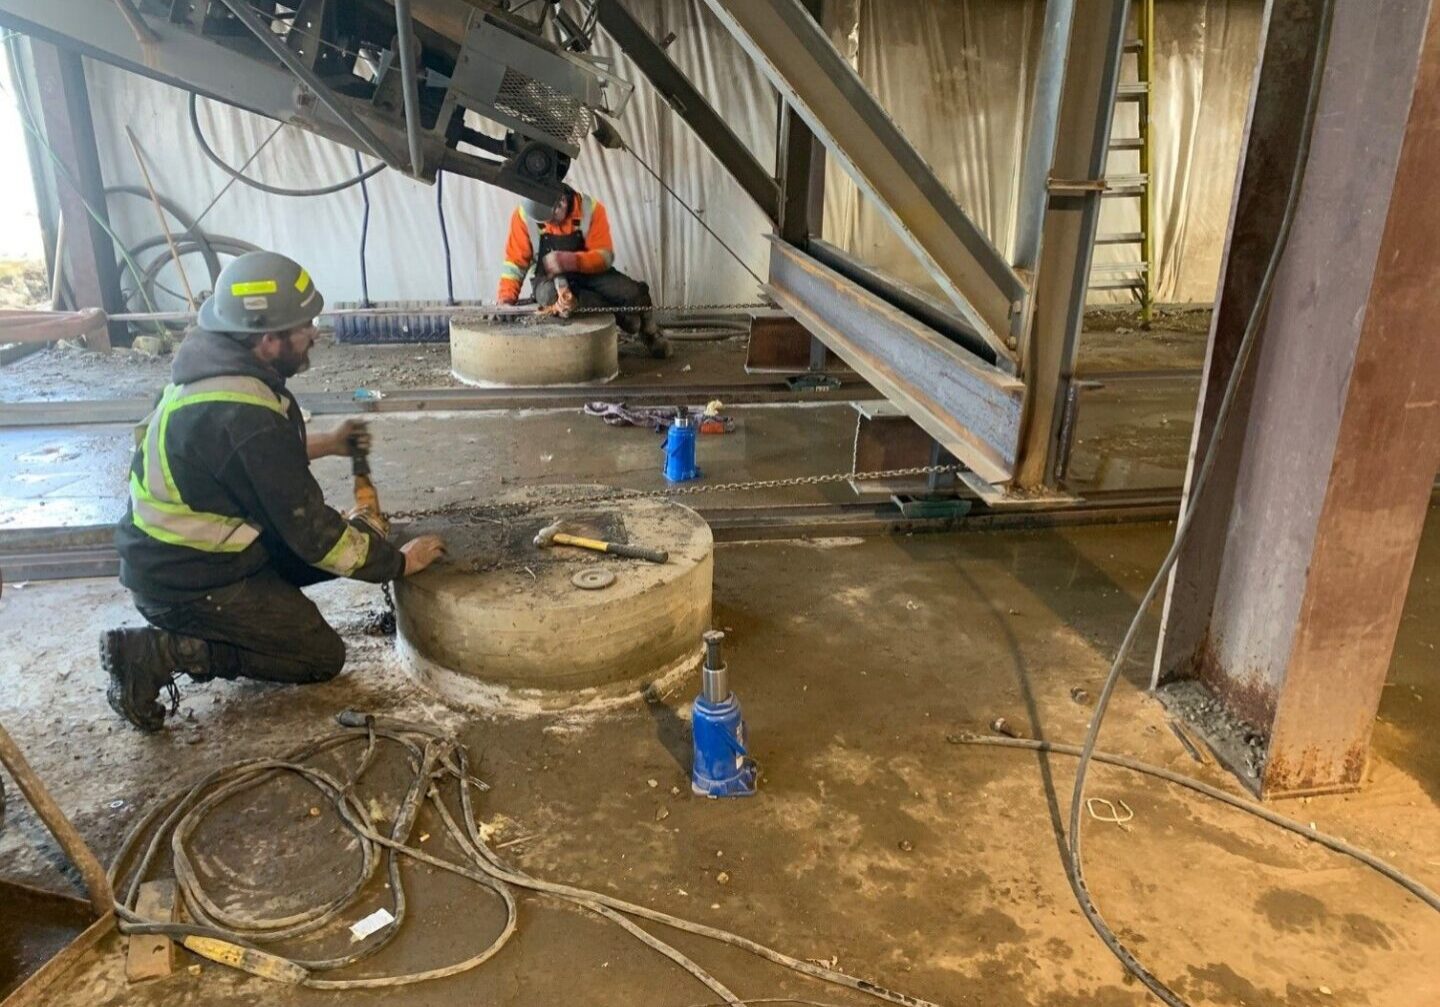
top-left (450, 313), bottom-right (619, 386)
top-left (393, 494), bottom-right (713, 713)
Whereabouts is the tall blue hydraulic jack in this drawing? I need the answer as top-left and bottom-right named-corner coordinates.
top-left (690, 631), bottom-right (758, 797)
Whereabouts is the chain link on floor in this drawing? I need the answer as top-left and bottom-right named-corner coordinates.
top-left (371, 464), bottom-right (964, 630)
top-left (384, 464), bottom-right (963, 523)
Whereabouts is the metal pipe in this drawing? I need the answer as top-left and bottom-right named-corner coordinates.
top-left (393, 0), bottom-right (425, 176)
top-left (1011, 0), bottom-right (1076, 271)
top-left (214, 0), bottom-right (402, 170)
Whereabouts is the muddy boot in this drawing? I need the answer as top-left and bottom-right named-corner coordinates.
top-left (640, 320), bottom-right (673, 359)
top-left (100, 628), bottom-right (208, 732)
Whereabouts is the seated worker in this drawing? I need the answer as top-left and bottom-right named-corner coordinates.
top-left (102, 251), bottom-right (447, 732)
top-left (496, 182), bottom-right (672, 358)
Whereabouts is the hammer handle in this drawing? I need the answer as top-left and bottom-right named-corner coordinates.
top-left (553, 533), bottom-right (668, 564)
top-left (605, 542), bottom-right (670, 564)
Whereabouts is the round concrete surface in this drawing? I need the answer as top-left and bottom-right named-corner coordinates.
top-left (450, 312), bottom-right (619, 387)
top-left (394, 495), bottom-right (713, 711)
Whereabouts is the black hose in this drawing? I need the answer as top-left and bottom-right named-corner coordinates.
top-left (357, 150), bottom-right (373, 308)
top-left (189, 92), bottom-right (386, 197)
top-left (128, 236), bottom-right (259, 311)
top-left (105, 185), bottom-right (222, 285)
top-left (658, 312), bottom-right (750, 341)
top-left (1061, 6), bottom-right (1338, 1005)
top-left (436, 169), bottom-right (457, 305)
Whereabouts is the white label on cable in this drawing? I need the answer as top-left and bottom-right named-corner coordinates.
top-left (349, 907), bottom-right (395, 942)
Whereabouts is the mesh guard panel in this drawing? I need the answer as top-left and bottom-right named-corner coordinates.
top-left (494, 68), bottom-right (595, 148)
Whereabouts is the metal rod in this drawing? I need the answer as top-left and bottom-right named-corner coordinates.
top-left (49, 210), bottom-right (65, 310)
top-left (1011, 0), bottom-right (1075, 271)
top-left (393, 0), bottom-right (424, 176)
top-left (0, 718), bottom-right (114, 916)
top-left (124, 125), bottom-right (197, 310)
top-left (214, 0), bottom-right (401, 169)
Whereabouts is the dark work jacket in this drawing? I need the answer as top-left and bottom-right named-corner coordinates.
top-left (115, 328), bottom-right (405, 602)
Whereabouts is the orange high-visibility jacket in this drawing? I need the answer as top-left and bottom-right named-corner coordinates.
top-left (496, 191), bottom-right (615, 301)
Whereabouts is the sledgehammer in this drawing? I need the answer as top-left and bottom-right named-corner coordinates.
top-left (533, 522), bottom-right (669, 564)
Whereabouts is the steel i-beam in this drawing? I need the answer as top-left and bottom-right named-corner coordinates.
top-left (703, 0), bottom-right (1025, 363)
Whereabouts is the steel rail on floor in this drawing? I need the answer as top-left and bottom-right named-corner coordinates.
top-left (0, 381), bottom-right (875, 429)
top-left (0, 489), bottom-right (1189, 583)
top-left (10, 483), bottom-right (1436, 583)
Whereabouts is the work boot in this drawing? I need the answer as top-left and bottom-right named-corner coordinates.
top-left (640, 321), bottom-right (673, 359)
top-left (100, 628), bottom-right (208, 732)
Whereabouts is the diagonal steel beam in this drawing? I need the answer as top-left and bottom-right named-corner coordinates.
top-left (703, 0), bottom-right (1024, 363)
top-left (767, 238), bottom-right (1024, 484)
top-left (594, 0), bottom-right (779, 222)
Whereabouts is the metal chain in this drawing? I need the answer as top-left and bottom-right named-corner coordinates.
top-left (370, 463), bottom-right (960, 629)
top-left (384, 464), bottom-right (963, 523)
top-left (487, 301), bottom-right (770, 317)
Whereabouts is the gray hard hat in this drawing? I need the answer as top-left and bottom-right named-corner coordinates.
top-left (521, 195), bottom-right (558, 221)
top-left (197, 250), bottom-right (325, 335)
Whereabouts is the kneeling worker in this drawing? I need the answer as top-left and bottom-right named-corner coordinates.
top-left (497, 183), bottom-right (672, 358)
top-left (103, 251), bottom-right (446, 732)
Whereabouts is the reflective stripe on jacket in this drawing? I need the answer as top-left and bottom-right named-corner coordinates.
top-left (496, 192), bottom-right (615, 301)
top-left (128, 376), bottom-right (370, 577)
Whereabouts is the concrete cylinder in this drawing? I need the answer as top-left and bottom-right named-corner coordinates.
top-left (394, 497), bottom-right (713, 711)
top-left (450, 312), bottom-right (619, 386)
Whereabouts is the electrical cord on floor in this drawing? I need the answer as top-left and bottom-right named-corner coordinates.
top-left (1049, 6), bottom-right (1350, 1005)
top-left (112, 713), bottom-right (943, 1004)
top-left (956, 735), bottom-right (1440, 912)
top-left (189, 91), bottom-right (386, 197)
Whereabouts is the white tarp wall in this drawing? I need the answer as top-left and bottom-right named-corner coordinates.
top-left (78, 0), bottom-right (1262, 314)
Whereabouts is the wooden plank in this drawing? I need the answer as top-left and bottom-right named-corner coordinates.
top-left (126, 880), bottom-right (177, 982)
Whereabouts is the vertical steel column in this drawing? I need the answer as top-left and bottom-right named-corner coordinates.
top-left (1156, 0), bottom-right (1440, 798)
top-left (776, 0), bottom-right (827, 371)
top-left (1011, 0), bottom-right (1076, 272)
top-left (27, 41), bottom-right (124, 348)
top-left (1012, 0), bottom-right (1131, 489)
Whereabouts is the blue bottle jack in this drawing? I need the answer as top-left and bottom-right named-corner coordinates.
top-left (691, 631), bottom-right (757, 797)
top-left (664, 409), bottom-right (701, 483)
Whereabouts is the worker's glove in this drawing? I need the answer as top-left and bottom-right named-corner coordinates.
top-left (334, 419), bottom-right (371, 458)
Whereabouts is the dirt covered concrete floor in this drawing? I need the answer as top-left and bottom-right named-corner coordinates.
top-left (2, 512), bottom-right (1438, 1006)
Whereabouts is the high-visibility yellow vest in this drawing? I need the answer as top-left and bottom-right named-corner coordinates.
top-left (128, 375), bottom-right (371, 575)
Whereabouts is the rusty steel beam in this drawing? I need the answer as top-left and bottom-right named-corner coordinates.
top-left (1012, 0), bottom-right (1130, 488)
top-left (767, 238), bottom-right (1024, 485)
top-left (26, 41), bottom-right (124, 348)
top-left (704, 0), bottom-right (1024, 362)
top-left (1155, 0), bottom-right (1440, 798)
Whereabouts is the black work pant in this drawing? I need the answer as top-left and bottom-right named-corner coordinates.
top-left (132, 549), bottom-right (346, 685)
top-left (533, 269), bottom-right (652, 334)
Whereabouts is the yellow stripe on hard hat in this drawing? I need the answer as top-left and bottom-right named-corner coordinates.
top-left (295, 269), bottom-right (311, 293)
top-left (231, 280), bottom-right (278, 296)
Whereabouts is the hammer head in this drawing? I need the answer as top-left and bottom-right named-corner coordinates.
top-left (533, 522), bottom-right (565, 548)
